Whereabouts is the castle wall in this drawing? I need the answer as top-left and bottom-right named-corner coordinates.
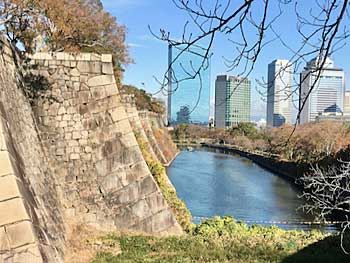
top-left (0, 37), bottom-right (64, 263)
top-left (30, 52), bottom-right (182, 235)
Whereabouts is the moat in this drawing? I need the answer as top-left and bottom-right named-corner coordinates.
top-left (167, 148), bottom-right (336, 231)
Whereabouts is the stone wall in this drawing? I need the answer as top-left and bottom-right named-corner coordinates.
top-left (144, 112), bottom-right (179, 166)
top-left (121, 94), bottom-right (179, 166)
top-left (30, 52), bottom-right (182, 235)
top-left (121, 95), bottom-right (159, 161)
top-left (202, 144), bottom-right (305, 183)
top-left (0, 37), bottom-right (64, 262)
top-left (0, 35), bottom-right (183, 262)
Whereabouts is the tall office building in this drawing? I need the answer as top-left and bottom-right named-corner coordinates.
top-left (266, 59), bottom-right (292, 127)
top-left (299, 57), bottom-right (345, 124)
top-left (214, 75), bottom-right (251, 128)
top-left (167, 45), bottom-right (210, 125)
top-left (344, 91), bottom-right (350, 116)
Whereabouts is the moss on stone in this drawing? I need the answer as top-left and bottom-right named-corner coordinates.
top-left (135, 132), bottom-right (193, 232)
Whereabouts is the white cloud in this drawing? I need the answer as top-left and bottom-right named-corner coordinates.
top-left (128, 43), bottom-right (147, 48)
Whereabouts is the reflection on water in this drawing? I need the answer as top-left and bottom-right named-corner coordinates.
top-left (167, 148), bottom-right (337, 231)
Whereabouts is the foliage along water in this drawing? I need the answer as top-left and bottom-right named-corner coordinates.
top-left (167, 148), bottom-right (337, 231)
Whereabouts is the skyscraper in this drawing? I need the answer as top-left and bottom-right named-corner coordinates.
top-left (299, 57), bottom-right (345, 124)
top-left (214, 75), bottom-right (251, 128)
top-left (266, 59), bottom-right (292, 127)
top-left (167, 45), bottom-right (210, 125)
top-left (344, 91), bottom-right (350, 116)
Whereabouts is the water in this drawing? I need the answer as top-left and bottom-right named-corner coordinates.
top-left (167, 148), bottom-right (337, 231)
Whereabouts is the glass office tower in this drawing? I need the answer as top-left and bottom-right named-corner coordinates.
top-left (214, 75), bottom-right (251, 128)
top-left (167, 45), bottom-right (211, 125)
top-left (299, 57), bottom-right (345, 124)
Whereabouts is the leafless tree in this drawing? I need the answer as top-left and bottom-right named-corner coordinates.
top-left (152, 0), bottom-right (349, 125)
top-left (299, 160), bottom-right (350, 253)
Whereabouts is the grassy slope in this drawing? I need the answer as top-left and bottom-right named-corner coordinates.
top-left (91, 217), bottom-right (350, 263)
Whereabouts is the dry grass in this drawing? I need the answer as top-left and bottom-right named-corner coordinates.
top-left (64, 224), bottom-right (121, 263)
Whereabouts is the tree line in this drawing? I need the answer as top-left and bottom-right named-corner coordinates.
top-left (172, 122), bottom-right (350, 164)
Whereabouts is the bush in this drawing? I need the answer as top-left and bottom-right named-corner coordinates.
top-left (92, 217), bottom-right (331, 263)
top-left (120, 85), bottom-right (164, 113)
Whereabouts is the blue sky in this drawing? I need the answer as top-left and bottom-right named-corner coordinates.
top-left (101, 0), bottom-right (350, 120)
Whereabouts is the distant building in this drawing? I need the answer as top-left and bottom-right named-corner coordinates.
top-left (209, 117), bottom-right (215, 128)
top-left (266, 59), bottom-right (293, 127)
top-left (316, 113), bottom-right (349, 123)
top-left (167, 45), bottom-right (211, 125)
top-left (299, 57), bottom-right (345, 124)
top-left (344, 91), bottom-right (350, 116)
top-left (256, 118), bottom-right (267, 129)
top-left (214, 75), bottom-right (251, 128)
top-left (176, 105), bottom-right (190, 124)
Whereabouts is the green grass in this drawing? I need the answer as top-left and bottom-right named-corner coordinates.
top-left (90, 216), bottom-right (350, 263)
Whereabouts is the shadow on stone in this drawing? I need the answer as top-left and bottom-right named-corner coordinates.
top-left (281, 234), bottom-right (350, 263)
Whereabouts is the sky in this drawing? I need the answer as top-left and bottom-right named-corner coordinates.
top-left (101, 0), bottom-right (350, 121)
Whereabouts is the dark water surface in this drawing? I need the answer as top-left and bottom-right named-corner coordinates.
top-left (167, 148), bottom-right (336, 231)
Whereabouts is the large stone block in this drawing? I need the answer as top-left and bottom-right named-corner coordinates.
top-left (10, 244), bottom-right (43, 263)
top-left (139, 176), bottom-right (158, 196)
top-left (77, 61), bottom-right (101, 74)
top-left (132, 208), bottom-right (178, 234)
top-left (101, 54), bottom-right (112, 63)
top-left (75, 53), bottom-right (92, 61)
top-left (6, 220), bottom-right (36, 248)
top-left (87, 75), bottom-right (115, 87)
top-left (0, 198), bottom-right (30, 226)
top-left (0, 174), bottom-right (21, 202)
top-left (108, 107), bottom-right (128, 123)
top-left (102, 63), bottom-right (114, 75)
top-left (104, 84), bottom-right (119, 97)
top-left (0, 131), bottom-right (7, 151)
top-left (91, 54), bottom-right (102, 61)
top-left (0, 227), bottom-right (10, 251)
top-left (120, 132), bottom-right (139, 148)
top-left (145, 192), bottom-right (168, 213)
top-left (70, 68), bottom-right (80, 77)
top-left (91, 86), bottom-right (106, 100)
top-left (115, 182), bottom-right (140, 204)
top-left (56, 53), bottom-right (75, 61)
top-left (130, 199), bottom-right (152, 219)
top-left (30, 53), bottom-right (53, 60)
top-left (0, 151), bottom-right (14, 177)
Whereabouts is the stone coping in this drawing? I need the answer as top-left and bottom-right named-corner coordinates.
top-left (30, 52), bottom-right (113, 63)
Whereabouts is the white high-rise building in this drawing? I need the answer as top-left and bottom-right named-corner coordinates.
top-left (299, 57), bottom-right (345, 124)
top-left (266, 59), bottom-right (293, 127)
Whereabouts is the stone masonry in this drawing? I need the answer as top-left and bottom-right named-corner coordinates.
top-left (120, 94), bottom-right (159, 161)
top-left (0, 118), bottom-right (42, 263)
top-left (30, 52), bottom-right (182, 235)
top-left (0, 37), bottom-right (65, 262)
top-left (121, 94), bottom-right (179, 166)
